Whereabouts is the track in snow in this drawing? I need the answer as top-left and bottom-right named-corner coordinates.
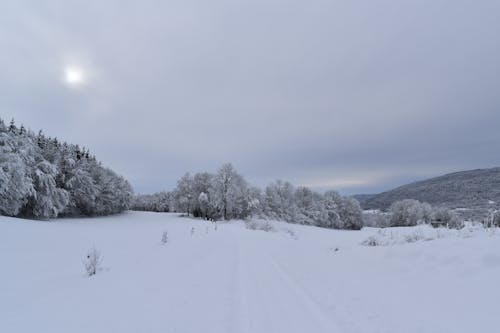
top-left (227, 229), bottom-right (342, 333)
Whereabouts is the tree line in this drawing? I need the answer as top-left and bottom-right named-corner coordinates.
top-left (133, 163), bottom-right (364, 229)
top-left (0, 118), bottom-right (133, 219)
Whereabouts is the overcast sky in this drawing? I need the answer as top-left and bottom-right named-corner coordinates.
top-left (1, 0), bottom-right (499, 195)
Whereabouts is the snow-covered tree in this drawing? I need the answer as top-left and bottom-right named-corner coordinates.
top-left (389, 199), bottom-right (432, 227)
top-left (0, 117), bottom-right (132, 219)
top-left (263, 180), bottom-right (296, 221)
top-left (209, 163), bottom-right (249, 220)
top-left (0, 133), bottom-right (35, 216)
top-left (432, 207), bottom-right (463, 229)
top-left (174, 173), bottom-right (194, 216)
top-left (132, 191), bottom-right (172, 212)
top-left (335, 196), bottom-right (363, 230)
top-left (24, 161), bottom-right (69, 219)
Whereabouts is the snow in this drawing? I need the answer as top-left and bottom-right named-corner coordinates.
top-left (1, 211), bottom-right (499, 333)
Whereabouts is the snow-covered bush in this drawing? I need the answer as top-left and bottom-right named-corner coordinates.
top-left (261, 184), bottom-right (363, 230)
top-left (285, 229), bottom-right (297, 239)
top-left (484, 211), bottom-right (500, 228)
top-left (404, 229), bottom-right (426, 243)
top-left (245, 219), bottom-right (274, 232)
top-left (331, 194), bottom-right (363, 230)
top-left (161, 231), bottom-right (168, 244)
top-left (84, 247), bottom-right (102, 276)
top-left (361, 227), bottom-right (431, 246)
top-left (132, 191), bottom-right (172, 212)
top-left (361, 235), bottom-right (381, 246)
top-left (389, 199), bottom-right (432, 227)
top-left (432, 207), bottom-right (464, 229)
top-left (360, 223), bottom-right (489, 247)
top-left (362, 210), bottom-right (391, 228)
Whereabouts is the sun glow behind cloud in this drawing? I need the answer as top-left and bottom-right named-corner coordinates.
top-left (64, 66), bottom-right (85, 86)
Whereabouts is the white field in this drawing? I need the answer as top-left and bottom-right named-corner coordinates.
top-left (1, 211), bottom-right (499, 333)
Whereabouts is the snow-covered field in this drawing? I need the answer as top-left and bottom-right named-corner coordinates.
top-left (1, 212), bottom-right (499, 333)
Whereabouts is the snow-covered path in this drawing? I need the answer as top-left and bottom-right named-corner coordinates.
top-left (228, 229), bottom-right (341, 333)
top-left (1, 211), bottom-right (499, 333)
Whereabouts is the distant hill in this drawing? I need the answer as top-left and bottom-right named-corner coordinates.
top-left (360, 168), bottom-right (500, 219)
top-left (351, 194), bottom-right (376, 206)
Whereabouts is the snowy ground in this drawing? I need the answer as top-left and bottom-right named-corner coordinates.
top-left (1, 212), bottom-right (499, 333)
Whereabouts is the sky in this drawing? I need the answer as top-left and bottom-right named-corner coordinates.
top-left (1, 0), bottom-right (500, 195)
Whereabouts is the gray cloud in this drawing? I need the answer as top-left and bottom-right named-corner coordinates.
top-left (2, 0), bottom-right (500, 195)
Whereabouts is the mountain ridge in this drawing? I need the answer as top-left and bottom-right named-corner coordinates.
top-left (358, 167), bottom-right (500, 219)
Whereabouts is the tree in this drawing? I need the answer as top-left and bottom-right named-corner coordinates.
top-left (191, 172), bottom-right (213, 217)
top-left (336, 196), bottom-right (363, 230)
top-left (23, 161), bottom-right (69, 219)
top-left (174, 173), bottom-right (194, 215)
top-left (0, 134), bottom-right (34, 216)
top-left (210, 163), bottom-right (249, 220)
top-left (389, 199), bottom-right (432, 227)
top-left (323, 191), bottom-right (363, 229)
top-left (263, 180), bottom-right (296, 221)
top-left (432, 207), bottom-right (463, 229)
top-left (0, 116), bottom-right (132, 219)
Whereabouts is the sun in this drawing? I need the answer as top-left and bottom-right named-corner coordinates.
top-left (64, 66), bottom-right (85, 85)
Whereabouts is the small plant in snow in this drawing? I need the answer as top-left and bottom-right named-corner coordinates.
top-left (245, 220), bottom-right (258, 230)
top-left (245, 219), bottom-right (274, 232)
top-left (84, 247), bottom-right (102, 276)
top-left (362, 235), bottom-right (380, 246)
top-left (191, 227), bottom-right (195, 236)
top-left (404, 230), bottom-right (426, 243)
top-left (161, 231), bottom-right (168, 244)
top-left (286, 229), bottom-right (298, 240)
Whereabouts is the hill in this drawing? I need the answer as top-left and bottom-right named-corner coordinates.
top-left (361, 168), bottom-right (500, 218)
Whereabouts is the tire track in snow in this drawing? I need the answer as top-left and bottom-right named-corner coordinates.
top-left (265, 253), bottom-right (344, 333)
top-left (230, 230), bottom-right (343, 333)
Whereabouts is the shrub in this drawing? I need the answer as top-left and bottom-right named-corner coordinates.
top-left (245, 219), bottom-right (274, 232)
top-left (84, 247), bottom-right (102, 276)
top-left (362, 235), bottom-right (380, 246)
top-left (161, 231), bottom-right (168, 244)
top-left (431, 207), bottom-right (464, 229)
top-left (362, 210), bottom-right (391, 228)
top-left (389, 199), bottom-right (432, 227)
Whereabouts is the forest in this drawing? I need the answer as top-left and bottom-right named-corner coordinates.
top-left (0, 118), bottom-right (132, 219)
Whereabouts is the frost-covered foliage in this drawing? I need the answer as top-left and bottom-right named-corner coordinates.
top-left (132, 163), bottom-right (363, 230)
top-left (138, 164), bottom-right (363, 229)
top-left (389, 199), bottom-right (433, 227)
top-left (361, 227), bottom-right (431, 246)
top-left (167, 164), bottom-right (260, 221)
top-left (388, 199), bottom-right (465, 229)
top-left (130, 160), bottom-right (364, 229)
top-left (491, 211), bottom-right (500, 227)
top-left (132, 192), bottom-right (172, 212)
top-left (161, 231), bottom-right (168, 244)
top-left (261, 184), bottom-right (363, 229)
top-left (84, 247), bottom-right (102, 276)
top-left (432, 207), bottom-right (463, 229)
top-left (245, 219), bottom-right (274, 232)
top-left (362, 210), bottom-right (391, 228)
top-left (361, 222), bottom-right (488, 246)
top-left (0, 118), bottom-right (133, 219)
